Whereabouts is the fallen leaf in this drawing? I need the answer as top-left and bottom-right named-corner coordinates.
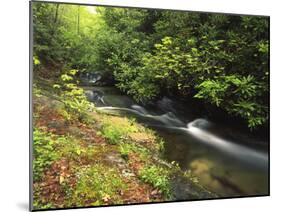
top-left (102, 194), bottom-right (111, 202)
top-left (151, 189), bottom-right (158, 196)
top-left (59, 175), bottom-right (64, 184)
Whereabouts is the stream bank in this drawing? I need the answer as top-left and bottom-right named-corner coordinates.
top-left (32, 78), bottom-right (214, 210)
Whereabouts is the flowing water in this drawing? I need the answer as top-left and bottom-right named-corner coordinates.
top-left (84, 86), bottom-right (269, 197)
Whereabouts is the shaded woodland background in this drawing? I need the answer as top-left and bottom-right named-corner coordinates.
top-left (33, 2), bottom-right (269, 131)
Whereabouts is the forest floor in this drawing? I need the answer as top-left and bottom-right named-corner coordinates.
top-left (32, 77), bottom-right (214, 210)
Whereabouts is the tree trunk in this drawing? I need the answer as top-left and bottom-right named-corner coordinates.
top-left (54, 4), bottom-right (60, 24)
top-left (51, 4), bottom-right (60, 36)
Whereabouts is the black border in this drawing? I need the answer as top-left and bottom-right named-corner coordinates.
top-left (29, 0), bottom-right (270, 211)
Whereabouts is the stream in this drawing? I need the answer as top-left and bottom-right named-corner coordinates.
top-left (83, 85), bottom-right (269, 197)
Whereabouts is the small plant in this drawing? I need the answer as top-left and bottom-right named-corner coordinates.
top-left (33, 128), bottom-right (60, 181)
top-left (33, 55), bottom-right (41, 72)
top-left (33, 83), bottom-right (42, 97)
top-left (33, 198), bottom-right (53, 210)
top-left (118, 141), bottom-right (150, 162)
top-left (119, 143), bottom-right (130, 160)
top-left (139, 165), bottom-right (171, 198)
top-left (156, 137), bottom-right (165, 153)
top-left (101, 117), bottom-right (138, 145)
top-left (183, 169), bottom-right (199, 183)
top-left (54, 136), bottom-right (93, 161)
top-left (101, 124), bottom-right (124, 144)
top-left (33, 56), bottom-right (41, 66)
top-left (53, 69), bottom-right (94, 123)
top-left (69, 164), bottom-right (126, 206)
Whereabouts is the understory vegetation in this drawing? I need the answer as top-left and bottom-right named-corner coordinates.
top-left (33, 79), bottom-right (160, 208)
top-left (33, 72), bottom-right (212, 209)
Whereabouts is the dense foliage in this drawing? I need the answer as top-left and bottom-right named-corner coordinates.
top-left (33, 2), bottom-right (269, 129)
